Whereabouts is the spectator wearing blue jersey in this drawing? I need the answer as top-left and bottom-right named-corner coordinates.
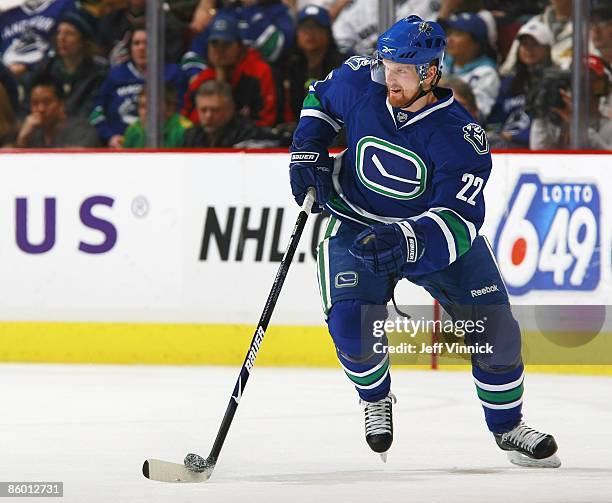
top-left (90, 28), bottom-right (185, 148)
top-left (28, 7), bottom-right (107, 119)
top-left (487, 20), bottom-right (553, 148)
top-left (0, 0), bottom-right (76, 77)
top-left (444, 12), bottom-right (500, 120)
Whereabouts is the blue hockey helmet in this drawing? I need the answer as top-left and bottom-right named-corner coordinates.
top-left (371, 15), bottom-right (447, 86)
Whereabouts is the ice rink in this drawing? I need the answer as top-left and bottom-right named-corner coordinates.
top-left (1, 364), bottom-right (610, 503)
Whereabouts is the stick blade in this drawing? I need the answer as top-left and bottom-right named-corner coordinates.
top-left (142, 459), bottom-right (213, 483)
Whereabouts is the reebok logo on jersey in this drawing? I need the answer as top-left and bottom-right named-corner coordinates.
top-left (291, 152), bottom-right (319, 163)
top-left (471, 284), bottom-right (499, 297)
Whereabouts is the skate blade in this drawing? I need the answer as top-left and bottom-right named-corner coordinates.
top-left (378, 451), bottom-right (388, 463)
top-left (507, 451), bottom-right (561, 468)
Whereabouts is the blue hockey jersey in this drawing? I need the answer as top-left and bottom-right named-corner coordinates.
top-left (292, 57), bottom-right (492, 276)
top-left (0, 0), bottom-right (75, 67)
top-left (89, 61), bottom-right (184, 141)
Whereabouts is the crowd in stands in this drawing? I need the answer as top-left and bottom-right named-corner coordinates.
top-left (0, 0), bottom-right (610, 150)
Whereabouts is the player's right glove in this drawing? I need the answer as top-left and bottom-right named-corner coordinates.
top-left (289, 150), bottom-right (333, 213)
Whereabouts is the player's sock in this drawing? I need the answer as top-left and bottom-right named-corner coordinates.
top-left (360, 391), bottom-right (396, 460)
top-left (338, 351), bottom-right (391, 402)
top-left (494, 421), bottom-right (560, 468)
top-left (472, 364), bottom-right (524, 434)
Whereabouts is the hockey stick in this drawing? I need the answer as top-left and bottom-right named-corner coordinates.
top-left (142, 187), bottom-right (316, 483)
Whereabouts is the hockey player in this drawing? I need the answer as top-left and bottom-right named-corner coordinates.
top-left (289, 16), bottom-right (560, 468)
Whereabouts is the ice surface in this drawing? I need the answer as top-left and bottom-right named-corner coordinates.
top-left (0, 364), bottom-right (610, 503)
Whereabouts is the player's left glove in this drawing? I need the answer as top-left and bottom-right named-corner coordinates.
top-left (349, 222), bottom-right (420, 275)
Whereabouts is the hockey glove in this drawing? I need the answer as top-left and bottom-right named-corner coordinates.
top-left (289, 150), bottom-right (333, 213)
top-left (349, 222), bottom-right (420, 276)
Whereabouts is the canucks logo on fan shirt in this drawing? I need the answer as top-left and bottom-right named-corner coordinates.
top-left (494, 174), bottom-right (600, 295)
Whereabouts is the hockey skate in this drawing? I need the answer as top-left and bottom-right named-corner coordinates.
top-left (495, 421), bottom-right (561, 468)
top-left (360, 392), bottom-right (396, 462)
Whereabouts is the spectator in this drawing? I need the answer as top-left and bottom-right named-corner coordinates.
top-left (183, 80), bottom-right (278, 147)
top-left (239, 0), bottom-right (295, 65)
top-left (123, 85), bottom-right (194, 148)
top-left (90, 28), bottom-right (185, 148)
top-left (332, 0), bottom-right (440, 56)
top-left (182, 13), bottom-right (279, 127)
top-left (444, 12), bottom-right (500, 119)
top-left (0, 0), bottom-right (76, 77)
top-left (500, 0), bottom-right (573, 75)
top-left (487, 20), bottom-right (554, 148)
top-left (0, 82), bottom-right (18, 147)
top-left (15, 76), bottom-right (101, 147)
top-left (591, 0), bottom-right (612, 119)
top-left (591, 0), bottom-right (612, 67)
top-left (440, 76), bottom-right (481, 122)
top-left (182, 0), bottom-right (294, 76)
top-left (285, 5), bottom-right (345, 121)
top-left (98, 0), bottom-right (185, 67)
top-left (288, 0), bottom-right (351, 22)
top-left (530, 55), bottom-right (612, 150)
top-left (28, 7), bottom-right (107, 118)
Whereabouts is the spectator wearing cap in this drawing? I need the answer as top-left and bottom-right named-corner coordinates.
top-left (98, 0), bottom-right (184, 67)
top-left (530, 55), bottom-right (612, 150)
top-left (444, 12), bottom-right (500, 119)
top-left (500, 0), bottom-right (573, 75)
top-left (487, 20), bottom-right (554, 148)
top-left (182, 0), bottom-right (295, 77)
top-left (285, 5), bottom-right (345, 121)
top-left (181, 13), bottom-right (279, 127)
top-left (27, 7), bottom-right (107, 119)
top-left (15, 75), bottom-right (100, 148)
top-left (90, 28), bottom-right (186, 147)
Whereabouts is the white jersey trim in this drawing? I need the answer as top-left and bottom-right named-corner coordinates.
top-left (300, 109), bottom-right (342, 132)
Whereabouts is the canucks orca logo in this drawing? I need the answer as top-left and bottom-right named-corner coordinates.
top-left (462, 123), bottom-right (489, 155)
top-left (356, 136), bottom-right (427, 200)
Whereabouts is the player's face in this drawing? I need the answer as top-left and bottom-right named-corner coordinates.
top-left (518, 35), bottom-right (549, 66)
top-left (196, 94), bottom-right (234, 133)
top-left (30, 85), bottom-right (63, 128)
top-left (56, 22), bottom-right (84, 59)
top-left (383, 60), bottom-right (420, 107)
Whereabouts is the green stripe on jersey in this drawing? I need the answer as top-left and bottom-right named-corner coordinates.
top-left (436, 210), bottom-right (471, 257)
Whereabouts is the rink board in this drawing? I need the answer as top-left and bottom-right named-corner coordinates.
top-left (0, 151), bottom-right (610, 373)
